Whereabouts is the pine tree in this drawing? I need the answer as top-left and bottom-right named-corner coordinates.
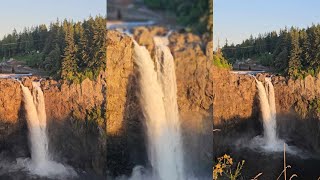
top-left (0, 16), bottom-right (106, 81)
top-left (208, 0), bottom-right (213, 38)
top-left (300, 30), bottom-right (311, 69)
top-left (288, 29), bottom-right (302, 77)
top-left (61, 21), bottom-right (78, 80)
top-left (312, 25), bottom-right (320, 72)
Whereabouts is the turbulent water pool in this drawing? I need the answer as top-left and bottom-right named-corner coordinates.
top-left (0, 153), bottom-right (105, 180)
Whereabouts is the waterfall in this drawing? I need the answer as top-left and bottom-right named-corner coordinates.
top-left (265, 78), bottom-right (276, 120)
top-left (132, 36), bottom-right (185, 180)
top-left (20, 82), bottom-right (76, 178)
top-left (20, 82), bottom-right (50, 165)
top-left (154, 36), bottom-right (185, 179)
top-left (255, 78), bottom-right (278, 147)
top-left (246, 76), bottom-right (300, 154)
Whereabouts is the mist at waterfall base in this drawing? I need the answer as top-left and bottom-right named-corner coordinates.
top-left (0, 82), bottom-right (76, 179)
top-left (245, 78), bottom-right (296, 153)
top-left (213, 76), bottom-right (320, 179)
top-left (113, 37), bottom-right (209, 180)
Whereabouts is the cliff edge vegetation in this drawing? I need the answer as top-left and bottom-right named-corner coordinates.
top-left (0, 16), bottom-right (106, 82)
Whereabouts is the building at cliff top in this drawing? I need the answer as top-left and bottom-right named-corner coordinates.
top-left (232, 59), bottom-right (271, 71)
top-left (0, 58), bottom-right (35, 75)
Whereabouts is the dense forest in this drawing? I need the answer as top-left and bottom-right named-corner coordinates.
top-left (0, 16), bottom-right (106, 82)
top-left (222, 24), bottom-right (320, 78)
top-left (143, 0), bottom-right (212, 35)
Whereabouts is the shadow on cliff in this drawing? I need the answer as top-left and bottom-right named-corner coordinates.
top-left (213, 92), bottom-right (261, 157)
top-left (213, 107), bottom-right (320, 179)
top-left (46, 108), bottom-right (107, 177)
top-left (277, 112), bottom-right (320, 154)
top-left (106, 73), bottom-right (147, 177)
top-left (180, 105), bottom-right (214, 178)
top-left (213, 91), bottom-right (320, 156)
top-left (107, 73), bottom-right (214, 178)
top-left (0, 104), bottom-right (29, 159)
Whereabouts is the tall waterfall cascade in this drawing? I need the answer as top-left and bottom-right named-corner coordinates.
top-left (253, 77), bottom-right (290, 152)
top-left (20, 82), bottom-right (76, 178)
top-left (132, 36), bottom-right (186, 180)
top-left (255, 78), bottom-right (278, 145)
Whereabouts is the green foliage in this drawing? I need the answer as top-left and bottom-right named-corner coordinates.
top-left (86, 107), bottom-right (106, 130)
top-left (213, 52), bottom-right (231, 69)
top-left (43, 44), bottom-right (61, 75)
top-left (13, 52), bottom-right (44, 68)
top-left (257, 53), bottom-right (273, 66)
top-left (61, 20), bottom-right (78, 81)
top-left (288, 28), bottom-right (302, 78)
top-left (72, 106), bottom-right (106, 132)
top-left (309, 99), bottom-right (320, 115)
top-left (222, 24), bottom-right (320, 78)
top-left (0, 16), bottom-right (106, 82)
top-left (293, 97), bottom-right (320, 119)
top-left (143, 0), bottom-right (162, 9)
top-left (143, 0), bottom-right (212, 35)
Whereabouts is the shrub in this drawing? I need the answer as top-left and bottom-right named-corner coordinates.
top-left (213, 53), bottom-right (231, 69)
top-left (213, 154), bottom-right (245, 180)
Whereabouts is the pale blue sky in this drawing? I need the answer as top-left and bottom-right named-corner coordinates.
top-left (214, 0), bottom-right (320, 48)
top-left (0, 0), bottom-right (106, 38)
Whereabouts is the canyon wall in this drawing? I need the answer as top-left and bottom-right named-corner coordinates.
top-left (0, 74), bottom-right (107, 174)
top-left (0, 28), bottom-right (214, 176)
top-left (106, 29), bottom-right (213, 176)
top-left (213, 69), bottom-right (320, 153)
top-left (213, 70), bottom-right (320, 122)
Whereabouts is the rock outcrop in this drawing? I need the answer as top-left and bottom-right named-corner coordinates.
top-left (0, 79), bottom-right (27, 158)
top-left (0, 27), bottom-right (214, 177)
top-left (106, 28), bottom-right (213, 176)
top-left (106, 30), bottom-right (145, 176)
top-left (213, 69), bottom-right (257, 125)
top-left (213, 69), bottom-right (320, 153)
top-left (214, 71), bottom-right (320, 123)
top-left (0, 74), bottom-right (107, 175)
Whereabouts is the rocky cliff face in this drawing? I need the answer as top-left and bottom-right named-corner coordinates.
top-left (0, 74), bottom-right (107, 174)
top-left (0, 28), bottom-right (214, 177)
top-left (213, 70), bottom-right (320, 122)
top-left (213, 69), bottom-right (320, 153)
top-left (106, 28), bottom-right (213, 176)
top-left (106, 30), bottom-right (145, 176)
top-left (0, 79), bottom-right (27, 158)
top-left (213, 69), bottom-right (257, 125)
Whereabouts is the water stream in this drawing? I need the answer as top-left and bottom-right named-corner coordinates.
top-left (129, 36), bottom-right (185, 180)
top-left (19, 81), bottom-right (76, 178)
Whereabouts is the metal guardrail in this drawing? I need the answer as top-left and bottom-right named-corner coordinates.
top-left (0, 73), bottom-right (32, 79)
top-left (107, 20), bottom-right (155, 29)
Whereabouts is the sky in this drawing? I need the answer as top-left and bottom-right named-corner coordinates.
top-left (0, 0), bottom-right (106, 38)
top-left (214, 0), bottom-right (320, 49)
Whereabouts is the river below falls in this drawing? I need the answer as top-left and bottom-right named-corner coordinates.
top-left (0, 152), bottom-right (105, 180)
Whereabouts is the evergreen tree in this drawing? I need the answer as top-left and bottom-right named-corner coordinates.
top-left (288, 29), bottom-right (302, 77)
top-left (0, 16), bottom-right (106, 81)
top-left (300, 30), bottom-right (311, 68)
top-left (208, 0), bottom-right (213, 38)
top-left (61, 21), bottom-right (78, 80)
top-left (222, 25), bottom-right (320, 77)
